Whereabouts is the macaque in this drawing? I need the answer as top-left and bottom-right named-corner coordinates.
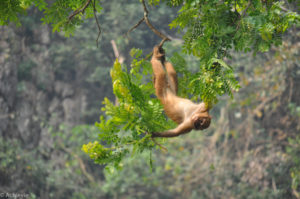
top-left (151, 45), bottom-right (211, 138)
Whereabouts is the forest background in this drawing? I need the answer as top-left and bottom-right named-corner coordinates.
top-left (0, 0), bottom-right (299, 198)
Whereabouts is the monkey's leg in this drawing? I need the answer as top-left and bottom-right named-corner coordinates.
top-left (165, 61), bottom-right (178, 95)
top-left (151, 59), bottom-right (168, 100)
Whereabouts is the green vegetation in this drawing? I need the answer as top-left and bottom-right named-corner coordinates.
top-left (79, 0), bottom-right (297, 169)
top-left (0, 0), bottom-right (299, 198)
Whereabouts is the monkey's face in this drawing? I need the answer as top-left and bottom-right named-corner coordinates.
top-left (192, 113), bottom-right (211, 130)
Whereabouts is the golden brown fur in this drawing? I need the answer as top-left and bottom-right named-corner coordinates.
top-left (151, 45), bottom-right (211, 138)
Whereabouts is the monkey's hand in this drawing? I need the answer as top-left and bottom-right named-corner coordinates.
top-left (152, 45), bottom-right (165, 60)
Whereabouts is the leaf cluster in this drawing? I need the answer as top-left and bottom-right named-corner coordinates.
top-left (169, 0), bottom-right (299, 57)
top-left (1, 0), bottom-right (102, 36)
top-left (169, 53), bottom-right (240, 106)
top-left (287, 136), bottom-right (300, 195)
top-left (165, 0), bottom-right (298, 104)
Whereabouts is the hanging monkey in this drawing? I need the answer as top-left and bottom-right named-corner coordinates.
top-left (151, 45), bottom-right (211, 138)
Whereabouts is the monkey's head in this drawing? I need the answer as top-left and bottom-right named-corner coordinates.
top-left (153, 45), bottom-right (165, 61)
top-left (192, 112), bottom-right (211, 130)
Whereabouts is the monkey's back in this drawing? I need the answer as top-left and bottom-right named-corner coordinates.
top-left (162, 93), bottom-right (191, 124)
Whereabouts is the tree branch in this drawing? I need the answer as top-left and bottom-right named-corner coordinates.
top-left (151, 137), bottom-right (168, 152)
top-left (126, 0), bottom-right (171, 47)
top-left (125, 17), bottom-right (145, 36)
top-left (158, 37), bottom-right (170, 47)
top-left (68, 0), bottom-right (102, 47)
top-left (93, 0), bottom-right (102, 47)
top-left (68, 0), bottom-right (92, 21)
top-left (110, 40), bottom-right (125, 63)
top-left (145, 132), bottom-right (168, 152)
top-left (236, 1), bottom-right (251, 30)
top-left (57, 140), bottom-right (95, 183)
top-left (141, 0), bottom-right (170, 41)
top-left (278, 5), bottom-right (291, 12)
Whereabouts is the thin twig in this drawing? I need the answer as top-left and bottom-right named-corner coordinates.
top-left (253, 94), bottom-right (279, 114)
top-left (141, 0), bottom-right (171, 41)
top-left (236, 1), bottom-right (251, 30)
top-left (159, 37), bottom-right (169, 47)
top-left (235, 0), bottom-right (237, 12)
top-left (125, 17), bottom-right (145, 36)
top-left (279, 5), bottom-right (290, 12)
top-left (93, 0), bottom-right (102, 47)
top-left (144, 52), bottom-right (153, 61)
top-left (288, 77), bottom-right (293, 102)
top-left (145, 132), bottom-right (168, 152)
top-left (241, 1), bottom-right (251, 18)
top-left (68, 0), bottom-right (92, 21)
top-left (144, 38), bottom-right (170, 60)
top-left (293, 189), bottom-right (300, 199)
top-left (125, 0), bottom-right (171, 59)
top-left (151, 137), bottom-right (168, 153)
top-left (126, 0), bottom-right (171, 47)
top-left (111, 40), bottom-right (125, 63)
top-left (57, 139), bottom-right (95, 183)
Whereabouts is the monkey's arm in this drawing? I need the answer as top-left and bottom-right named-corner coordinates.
top-left (151, 120), bottom-right (193, 138)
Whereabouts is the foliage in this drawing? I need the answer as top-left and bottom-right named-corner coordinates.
top-left (166, 0), bottom-right (298, 102)
top-left (287, 136), bottom-right (300, 197)
top-left (0, 0), bottom-right (102, 36)
top-left (82, 50), bottom-right (175, 168)
top-left (2, 0), bottom-right (298, 102)
top-left (1, 0), bottom-right (300, 198)
top-left (169, 0), bottom-right (299, 55)
top-left (0, 125), bottom-right (104, 198)
top-left (3, 1), bottom-right (298, 49)
top-left (2, 0), bottom-right (299, 171)
top-left (187, 58), bottom-right (240, 105)
top-left (93, 34), bottom-right (300, 198)
top-left (82, 1), bottom-right (297, 169)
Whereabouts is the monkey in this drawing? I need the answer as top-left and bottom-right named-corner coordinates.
top-left (151, 45), bottom-right (211, 138)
